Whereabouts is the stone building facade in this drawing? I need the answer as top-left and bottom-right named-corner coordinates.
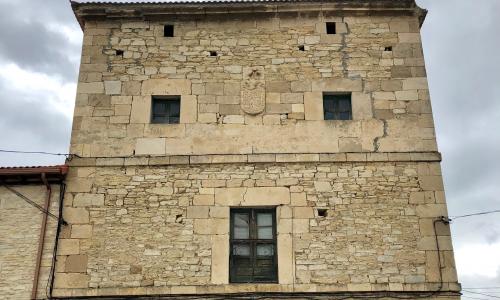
top-left (52, 0), bottom-right (461, 298)
top-left (0, 166), bottom-right (67, 300)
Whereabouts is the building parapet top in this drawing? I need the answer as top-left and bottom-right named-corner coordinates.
top-left (70, 0), bottom-right (427, 30)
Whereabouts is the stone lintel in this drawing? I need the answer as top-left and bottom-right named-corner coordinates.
top-left (67, 152), bottom-right (442, 167)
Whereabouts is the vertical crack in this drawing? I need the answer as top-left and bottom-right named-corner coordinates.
top-left (373, 119), bottom-right (388, 152)
top-left (340, 20), bottom-right (351, 78)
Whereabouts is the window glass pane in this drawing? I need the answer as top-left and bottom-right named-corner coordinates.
top-left (256, 244), bottom-right (274, 256)
top-left (169, 101), bottom-right (180, 117)
top-left (323, 94), bottom-right (352, 120)
top-left (233, 244), bottom-right (251, 256)
top-left (234, 227), bottom-right (249, 239)
top-left (257, 213), bottom-right (272, 226)
top-left (234, 213), bottom-right (249, 227)
top-left (151, 97), bottom-right (180, 124)
top-left (257, 227), bottom-right (273, 239)
top-left (233, 213), bottom-right (249, 239)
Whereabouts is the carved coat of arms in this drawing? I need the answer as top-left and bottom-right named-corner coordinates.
top-left (241, 80), bottom-right (265, 115)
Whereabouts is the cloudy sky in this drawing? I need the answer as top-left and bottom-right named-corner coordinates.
top-left (0, 0), bottom-right (499, 295)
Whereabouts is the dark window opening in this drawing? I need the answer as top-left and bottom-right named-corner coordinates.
top-left (298, 45), bottom-right (305, 51)
top-left (151, 96), bottom-right (180, 124)
top-left (317, 209), bottom-right (328, 217)
top-left (230, 208), bottom-right (277, 283)
top-left (323, 93), bottom-right (352, 120)
top-left (209, 51), bottom-right (217, 57)
top-left (384, 46), bottom-right (393, 52)
top-left (115, 49), bottom-right (124, 56)
top-left (326, 22), bottom-right (336, 34)
top-left (163, 25), bottom-right (174, 37)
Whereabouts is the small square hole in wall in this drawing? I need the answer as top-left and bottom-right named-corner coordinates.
top-left (317, 209), bottom-right (328, 217)
top-left (298, 45), bottom-right (305, 51)
top-left (164, 24), bottom-right (174, 37)
top-left (384, 46), bottom-right (393, 52)
top-left (209, 51), bottom-right (217, 57)
top-left (326, 22), bottom-right (336, 34)
top-left (115, 49), bottom-right (124, 56)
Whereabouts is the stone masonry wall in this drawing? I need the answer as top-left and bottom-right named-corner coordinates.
top-left (0, 185), bottom-right (60, 300)
top-left (71, 11), bottom-right (436, 157)
top-left (53, 161), bottom-right (459, 297)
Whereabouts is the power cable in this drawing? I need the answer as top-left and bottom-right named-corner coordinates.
top-left (464, 287), bottom-right (500, 290)
top-left (2, 185), bottom-right (65, 224)
top-left (463, 290), bottom-right (500, 299)
top-left (450, 209), bottom-right (500, 220)
top-left (0, 149), bottom-right (81, 159)
top-left (462, 296), bottom-right (494, 300)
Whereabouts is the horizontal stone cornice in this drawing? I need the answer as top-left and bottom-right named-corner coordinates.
top-left (67, 151), bottom-right (441, 167)
top-left (71, 0), bottom-right (427, 30)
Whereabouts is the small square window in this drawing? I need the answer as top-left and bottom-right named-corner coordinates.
top-left (230, 208), bottom-right (277, 283)
top-left (323, 93), bottom-right (352, 120)
top-left (151, 96), bottom-right (180, 124)
top-left (326, 22), bottom-right (336, 34)
top-left (164, 25), bottom-right (174, 37)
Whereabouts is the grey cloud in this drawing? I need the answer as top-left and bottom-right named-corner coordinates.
top-left (418, 0), bottom-right (500, 288)
top-left (0, 1), bottom-right (80, 80)
top-left (0, 80), bottom-right (71, 167)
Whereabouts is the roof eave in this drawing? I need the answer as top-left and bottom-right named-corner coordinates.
top-left (71, 0), bottom-right (422, 31)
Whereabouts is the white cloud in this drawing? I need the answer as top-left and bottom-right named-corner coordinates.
top-left (0, 63), bottom-right (75, 117)
top-left (456, 242), bottom-right (500, 278)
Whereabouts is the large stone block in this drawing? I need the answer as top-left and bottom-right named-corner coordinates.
top-left (54, 273), bottom-right (89, 289)
top-left (65, 255), bottom-right (88, 273)
top-left (278, 234), bottom-right (294, 284)
top-left (63, 207), bottom-right (89, 224)
top-left (141, 79), bottom-right (191, 95)
top-left (311, 78), bottom-right (362, 92)
top-left (104, 81), bottom-right (122, 95)
top-left (58, 239), bottom-right (80, 255)
top-left (135, 138), bottom-right (166, 155)
top-left (73, 193), bottom-right (104, 207)
top-left (180, 95), bottom-right (197, 123)
top-left (211, 234), bottom-right (229, 284)
top-left (130, 96), bottom-right (151, 123)
top-left (242, 187), bottom-right (290, 205)
top-left (77, 82), bottom-right (104, 94)
top-left (304, 92), bottom-right (323, 120)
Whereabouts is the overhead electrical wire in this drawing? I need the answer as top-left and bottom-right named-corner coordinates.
top-left (462, 290), bottom-right (500, 299)
top-left (450, 209), bottom-right (500, 220)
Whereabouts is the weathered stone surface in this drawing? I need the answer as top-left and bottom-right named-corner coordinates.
top-left (56, 3), bottom-right (459, 297)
